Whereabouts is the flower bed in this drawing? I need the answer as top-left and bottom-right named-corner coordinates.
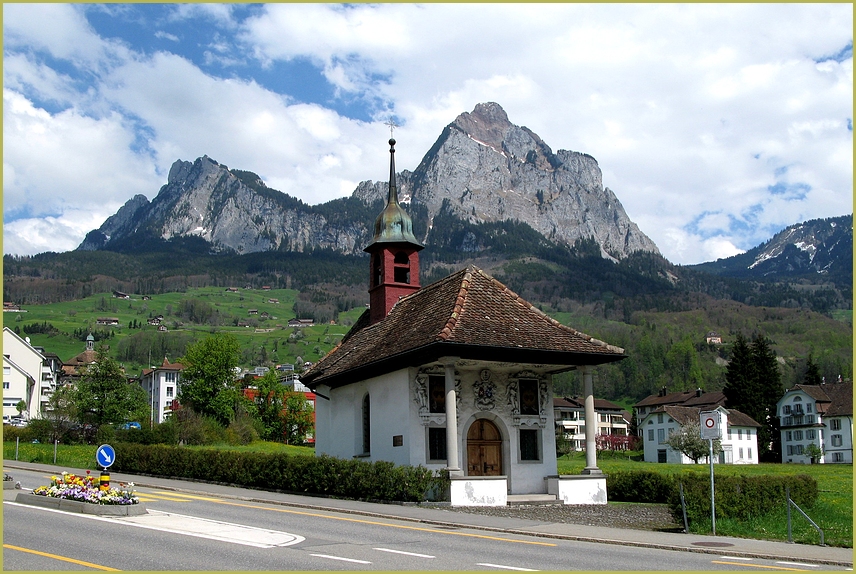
top-left (33, 471), bottom-right (139, 505)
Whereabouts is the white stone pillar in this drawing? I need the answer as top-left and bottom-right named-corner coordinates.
top-left (582, 366), bottom-right (602, 474)
top-left (443, 358), bottom-right (462, 475)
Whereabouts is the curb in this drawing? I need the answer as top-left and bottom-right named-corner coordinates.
top-left (14, 492), bottom-right (148, 516)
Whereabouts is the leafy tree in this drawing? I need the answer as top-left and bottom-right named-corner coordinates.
top-left (74, 349), bottom-right (150, 427)
top-left (177, 333), bottom-right (249, 425)
top-left (42, 385), bottom-right (77, 442)
top-left (804, 443), bottom-right (823, 463)
top-left (665, 420), bottom-right (722, 463)
top-left (15, 400), bottom-right (27, 418)
top-left (665, 336), bottom-right (704, 391)
top-left (251, 370), bottom-right (287, 441)
top-left (282, 391), bottom-right (314, 445)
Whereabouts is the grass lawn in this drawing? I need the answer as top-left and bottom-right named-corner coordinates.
top-left (559, 451), bottom-right (852, 547)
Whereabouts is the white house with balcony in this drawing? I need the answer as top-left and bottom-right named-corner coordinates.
top-left (778, 381), bottom-right (852, 464)
top-left (553, 396), bottom-right (630, 450)
top-left (640, 405), bottom-right (760, 464)
top-left (2, 327), bottom-right (60, 421)
top-left (139, 357), bottom-right (184, 425)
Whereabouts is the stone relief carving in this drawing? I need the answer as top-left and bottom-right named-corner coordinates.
top-left (473, 369), bottom-right (497, 410)
top-left (414, 366), bottom-right (462, 425)
top-left (507, 370), bottom-right (547, 428)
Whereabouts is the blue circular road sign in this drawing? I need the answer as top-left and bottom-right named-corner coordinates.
top-left (95, 444), bottom-right (116, 468)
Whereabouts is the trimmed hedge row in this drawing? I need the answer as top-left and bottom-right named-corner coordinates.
top-left (113, 444), bottom-right (448, 503)
top-left (607, 469), bottom-right (818, 525)
top-left (670, 472), bottom-right (818, 523)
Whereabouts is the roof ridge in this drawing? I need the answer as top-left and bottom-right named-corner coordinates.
top-left (437, 265), bottom-right (476, 340)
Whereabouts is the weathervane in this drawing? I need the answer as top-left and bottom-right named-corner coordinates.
top-left (384, 118), bottom-right (399, 138)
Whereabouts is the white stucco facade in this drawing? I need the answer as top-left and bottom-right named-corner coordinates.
top-left (314, 363), bottom-right (560, 495)
top-left (778, 384), bottom-right (853, 464)
top-left (641, 406), bottom-right (759, 465)
top-left (3, 327), bottom-right (58, 421)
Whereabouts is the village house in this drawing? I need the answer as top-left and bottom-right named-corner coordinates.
top-left (553, 396), bottom-right (631, 451)
top-left (633, 387), bottom-right (726, 429)
top-left (2, 327), bottom-right (61, 421)
top-left (288, 319), bottom-right (315, 328)
top-left (96, 317), bottom-right (120, 326)
top-left (639, 404), bottom-right (760, 464)
top-left (60, 334), bottom-right (99, 384)
top-left (778, 380), bottom-right (852, 464)
top-left (139, 357), bottom-right (184, 424)
top-left (705, 331), bottom-right (722, 345)
top-left (302, 138), bottom-right (626, 506)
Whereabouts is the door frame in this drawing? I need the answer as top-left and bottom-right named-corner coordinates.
top-left (465, 416), bottom-right (507, 478)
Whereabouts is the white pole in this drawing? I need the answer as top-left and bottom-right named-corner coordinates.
top-left (709, 437), bottom-right (716, 535)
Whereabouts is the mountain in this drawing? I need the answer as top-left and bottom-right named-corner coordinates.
top-left (77, 102), bottom-right (658, 261)
top-left (688, 215), bottom-right (852, 288)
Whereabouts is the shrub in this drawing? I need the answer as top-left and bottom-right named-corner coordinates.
top-left (112, 444), bottom-right (448, 503)
top-left (669, 472), bottom-right (818, 524)
top-left (607, 470), bottom-right (675, 503)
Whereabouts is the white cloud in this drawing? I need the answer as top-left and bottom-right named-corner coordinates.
top-left (3, 89), bottom-right (161, 222)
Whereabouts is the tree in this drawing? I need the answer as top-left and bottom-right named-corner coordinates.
top-left (665, 420), bottom-right (722, 464)
top-left (252, 369), bottom-right (287, 441)
top-left (177, 333), bottom-right (248, 426)
top-left (803, 354), bottom-right (822, 385)
top-left (43, 384), bottom-right (77, 442)
top-left (282, 392), bottom-right (314, 445)
top-left (723, 332), bottom-right (783, 461)
top-left (74, 349), bottom-right (149, 428)
top-left (804, 443), bottom-right (824, 463)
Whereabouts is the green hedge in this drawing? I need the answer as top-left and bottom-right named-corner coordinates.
top-left (112, 443), bottom-right (448, 503)
top-left (607, 469), bottom-right (818, 526)
top-left (607, 470), bottom-right (675, 503)
top-left (669, 472), bottom-right (818, 523)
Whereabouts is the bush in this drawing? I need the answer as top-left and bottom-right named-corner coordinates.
top-left (668, 472), bottom-right (818, 524)
top-left (607, 470), bottom-right (675, 503)
top-left (112, 444), bottom-right (448, 503)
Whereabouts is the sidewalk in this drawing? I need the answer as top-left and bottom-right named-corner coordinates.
top-left (5, 461), bottom-right (852, 567)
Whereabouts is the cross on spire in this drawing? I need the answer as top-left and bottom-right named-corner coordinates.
top-left (384, 118), bottom-right (399, 138)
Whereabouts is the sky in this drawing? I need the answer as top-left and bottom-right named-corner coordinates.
top-left (3, 3), bottom-right (852, 265)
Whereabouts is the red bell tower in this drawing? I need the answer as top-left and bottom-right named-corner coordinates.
top-left (364, 138), bottom-right (423, 325)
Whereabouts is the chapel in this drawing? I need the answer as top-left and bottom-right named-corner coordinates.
top-left (302, 138), bottom-right (626, 503)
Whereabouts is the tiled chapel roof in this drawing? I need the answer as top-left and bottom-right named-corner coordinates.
top-left (302, 265), bottom-right (625, 389)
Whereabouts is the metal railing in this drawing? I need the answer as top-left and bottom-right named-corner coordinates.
top-left (786, 486), bottom-right (825, 546)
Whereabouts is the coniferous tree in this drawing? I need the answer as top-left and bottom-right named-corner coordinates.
top-left (804, 354), bottom-right (822, 385)
top-left (723, 332), bottom-right (782, 461)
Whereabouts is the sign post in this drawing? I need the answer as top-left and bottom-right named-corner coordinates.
top-left (699, 411), bottom-right (722, 535)
top-left (95, 444), bottom-right (115, 491)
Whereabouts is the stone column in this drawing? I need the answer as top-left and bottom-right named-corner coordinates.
top-left (581, 366), bottom-right (602, 474)
top-left (443, 358), bottom-right (462, 476)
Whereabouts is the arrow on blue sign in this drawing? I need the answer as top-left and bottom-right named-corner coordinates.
top-left (96, 444), bottom-right (115, 468)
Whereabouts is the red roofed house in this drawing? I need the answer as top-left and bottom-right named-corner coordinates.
top-left (302, 139), bottom-right (626, 506)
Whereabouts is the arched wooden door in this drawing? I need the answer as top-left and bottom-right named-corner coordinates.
top-left (466, 419), bottom-right (502, 476)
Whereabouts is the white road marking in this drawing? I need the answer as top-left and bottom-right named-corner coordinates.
top-left (477, 563), bottom-right (538, 571)
top-left (311, 553), bottom-right (372, 564)
top-left (5, 502), bottom-right (303, 548)
top-left (720, 556), bottom-right (754, 560)
top-left (373, 547), bottom-right (435, 558)
top-left (777, 562), bottom-right (820, 568)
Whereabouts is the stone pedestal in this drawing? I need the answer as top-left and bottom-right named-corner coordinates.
top-left (450, 476), bottom-right (508, 506)
top-left (15, 493), bottom-right (148, 516)
top-left (546, 474), bottom-right (607, 505)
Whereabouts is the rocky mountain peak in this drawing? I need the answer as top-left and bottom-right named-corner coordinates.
top-left (78, 102), bottom-right (661, 262)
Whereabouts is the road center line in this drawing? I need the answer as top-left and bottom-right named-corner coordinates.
top-left (373, 547), bottom-right (435, 558)
top-left (214, 499), bottom-right (557, 547)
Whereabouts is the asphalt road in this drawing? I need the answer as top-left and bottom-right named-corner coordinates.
top-left (3, 467), bottom-right (848, 571)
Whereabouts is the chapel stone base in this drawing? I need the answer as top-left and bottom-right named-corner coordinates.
top-left (546, 474), bottom-right (608, 505)
top-left (450, 476), bottom-right (508, 507)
